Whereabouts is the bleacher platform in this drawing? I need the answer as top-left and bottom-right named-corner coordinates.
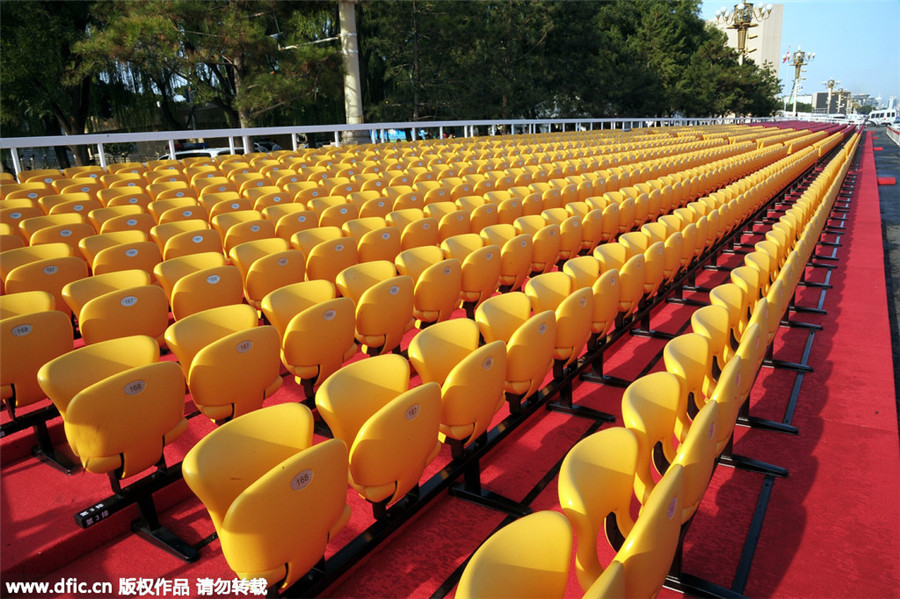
top-left (2, 123), bottom-right (898, 599)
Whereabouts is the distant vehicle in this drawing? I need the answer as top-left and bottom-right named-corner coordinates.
top-left (867, 109), bottom-right (898, 126)
top-left (891, 116), bottom-right (900, 128)
top-left (157, 147), bottom-right (243, 160)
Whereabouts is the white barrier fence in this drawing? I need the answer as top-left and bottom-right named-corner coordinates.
top-left (0, 116), bottom-right (778, 176)
top-left (885, 125), bottom-right (900, 148)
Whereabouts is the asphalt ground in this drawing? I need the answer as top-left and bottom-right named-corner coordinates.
top-left (870, 125), bottom-right (900, 425)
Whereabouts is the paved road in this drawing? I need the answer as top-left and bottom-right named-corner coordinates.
top-left (871, 126), bottom-right (900, 411)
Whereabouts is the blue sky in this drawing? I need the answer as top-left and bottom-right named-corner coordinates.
top-left (699, 0), bottom-right (900, 105)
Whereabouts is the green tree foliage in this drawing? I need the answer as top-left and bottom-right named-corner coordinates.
top-left (77, 0), bottom-right (344, 128)
top-left (0, 1), bottom-right (99, 165)
top-left (1, 0), bottom-right (783, 150)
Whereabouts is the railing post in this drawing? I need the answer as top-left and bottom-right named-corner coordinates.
top-left (97, 143), bottom-right (107, 168)
top-left (10, 148), bottom-right (23, 176)
top-left (168, 139), bottom-right (177, 159)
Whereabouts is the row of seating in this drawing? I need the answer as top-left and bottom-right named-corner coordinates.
top-left (0, 125), bottom-right (854, 594)
top-left (453, 130), bottom-right (859, 599)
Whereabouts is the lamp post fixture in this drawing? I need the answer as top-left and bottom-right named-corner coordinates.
top-left (715, 2), bottom-right (774, 65)
top-left (789, 46), bottom-right (815, 115)
top-left (822, 78), bottom-right (840, 114)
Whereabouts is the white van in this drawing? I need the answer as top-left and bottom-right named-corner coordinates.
top-left (867, 109), bottom-right (898, 126)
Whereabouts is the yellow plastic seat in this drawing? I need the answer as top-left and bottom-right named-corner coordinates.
top-left (441, 234), bottom-right (501, 315)
top-left (305, 236), bottom-right (358, 284)
top-left (259, 279), bottom-right (337, 338)
top-left (582, 560), bottom-right (626, 599)
top-left (709, 283), bottom-right (749, 354)
top-left (354, 274), bottom-right (415, 355)
top-left (408, 319), bottom-right (506, 447)
top-left (514, 216), bottom-right (561, 274)
top-left (40, 340), bottom-right (195, 558)
top-left (78, 284), bottom-right (169, 346)
top-left (272, 208), bottom-right (318, 242)
top-left (165, 304), bottom-right (282, 423)
top-left (169, 264), bottom-right (244, 321)
top-left (229, 238), bottom-right (306, 309)
top-left (162, 228), bottom-right (223, 260)
top-left (356, 226), bottom-right (402, 263)
top-left (1, 310), bottom-right (74, 420)
top-left (395, 246), bottom-right (463, 326)
top-left (77, 230), bottom-right (146, 266)
top-left (4, 255), bottom-right (89, 316)
top-left (0, 290), bottom-right (56, 319)
top-left (62, 360), bottom-right (187, 477)
top-left (315, 354), bottom-right (441, 514)
top-left (38, 334), bottom-right (160, 429)
top-left (62, 267), bottom-right (149, 321)
top-left (183, 404), bottom-right (350, 592)
top-left (280, 296), bottom-right (357, 399)
top-left (690, 304), bottom-right (732, 395)
top-left (621, 371), bottom-right (688, 503)
top-left (558, 427), bottom-right (638, 591)
top-left (525, 271), bottom-right (593, 369)
top-left (456, 510), bottom-right (573, 599)
top-left (610, 463), bottom-right (685, 599)
top-left (480, 224), bottom-right (533, 292)
top-left (475, 293), bottom-right (556, 408)
top-left (669, 399), bottom-right (720, 521)
top-left (91, 240), bottom-right (162, 278)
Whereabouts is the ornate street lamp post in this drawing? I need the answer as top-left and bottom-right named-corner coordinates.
top-left (715, 2), bottom-right (774, 65)
top-left (789, 47), bottom-right (815, 115)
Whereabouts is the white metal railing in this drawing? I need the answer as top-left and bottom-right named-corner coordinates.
top-left (0, 116), bottom-right (776, 176)
top-left (885, 125), bottom-right (900, 148)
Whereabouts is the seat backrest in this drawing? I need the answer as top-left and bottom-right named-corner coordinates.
top-left (315, 353), bottom-right (410, 445)
top-left (38, 334), bottom-right (160, 421)
top-left (0, 290), bottom-right (56, 319)
top-left (670, 400), bottom-right (719, 522)
top-left (613, 464), bottom-right (684, 599)
top-left (305, 236), bottom-right (358, 284)
top-left (228, 237), bottom-right (290, 279)
top-left (1, 310), bottom-right (74, 411)
top-left (282, 296), bottom-right (357, 386)
top-left (5, 256), bottom-right (89, 315)
top-left (92, 241), bottom-right (163, 278)
top-left (347, 382), bottom-right (441, 506)
top-left (558, 427), bottom-right (639, 592)
top-left (64, 361), bottom-right (187, 477)
top-left (79, 285), bottom-right (170, 346)
top-left (407, 318), bottom-right (481, 387)
top-left (188, 325), bottom-right (282, 422)
top-left (354, 275), bottom-right (414, 355)
top-left (153, 251), bottom-right (227, 300)
top-left (475, 292), bottom-right (532, 344)
top-left (335, 260), bottom-right (398, 303)
top-left (62, 269), bottom-right (151, 319)
top-left (690, 304), bottom-right (731, 388)
top-left (505, 310), bottom-right (556, 399)
top-left (456, 510), bottom-right (573, 599)
top-left (525, 271), bottom-right (572, 313)
top-left (662, 332), bottom-right (711, 437)
top-left (563, 255), bottom-right (600, 290)
top-left (183, 403), bottom-right (346, 591)
top-left (170, 264), bottom-right (244, 320)
top-left (165, 303), bottom-right (260, 374)
top-left (621, 371), bottom-right (684, 504)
